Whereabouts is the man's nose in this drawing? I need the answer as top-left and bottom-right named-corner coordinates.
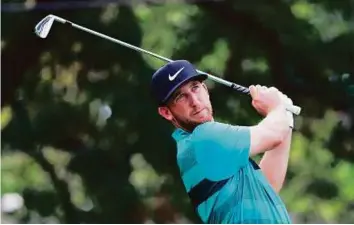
top-left (189, 93), bottom-right (201, 107)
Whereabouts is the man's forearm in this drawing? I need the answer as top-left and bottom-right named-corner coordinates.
top-left (249, 105), bottom-right (289, 156)
top-left (259, 129), bottom-right (292, 193)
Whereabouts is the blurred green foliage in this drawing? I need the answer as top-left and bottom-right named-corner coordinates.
top-left (1, 0), bottom-right (354, 223)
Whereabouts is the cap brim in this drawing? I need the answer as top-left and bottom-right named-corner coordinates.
top-left (161, 73), bottom-right (208, 104)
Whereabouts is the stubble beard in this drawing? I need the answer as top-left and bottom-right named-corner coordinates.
top-left (171, 108), bottom-right (213, 133)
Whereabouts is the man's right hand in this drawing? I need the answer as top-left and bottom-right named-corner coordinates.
top-left (249, 85), bottom-right (291, 156)
top-left (249, 85), bottom-right (284, 116)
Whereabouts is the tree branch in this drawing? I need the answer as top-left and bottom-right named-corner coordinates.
top-left (28, 148), bottom-right (78, 223)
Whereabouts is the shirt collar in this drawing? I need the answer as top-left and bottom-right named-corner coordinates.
top-left (172, 128), bottom-right (190, 142)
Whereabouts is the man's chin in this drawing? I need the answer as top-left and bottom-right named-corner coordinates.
top-left (193, 116), bottom-right (213, 124)
top-left (193, 110), bottom-right (212, 121)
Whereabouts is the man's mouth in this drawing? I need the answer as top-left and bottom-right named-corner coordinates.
top-left (193, 108), bottom-right (205, 115)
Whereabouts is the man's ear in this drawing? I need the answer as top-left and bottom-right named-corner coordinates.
top-left (158, 106), bottom-right (174, 121)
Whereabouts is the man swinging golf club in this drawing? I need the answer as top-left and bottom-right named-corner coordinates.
top-left (151, 60), bottom-right (294, 224)
top-left (34, 14), bottom-right (300, 224)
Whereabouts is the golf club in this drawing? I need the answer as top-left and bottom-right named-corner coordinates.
top-left (34, 14), bottom-right (301, 115)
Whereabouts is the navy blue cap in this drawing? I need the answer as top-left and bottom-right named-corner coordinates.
top-left (151, 60), bottom-right (208, 104)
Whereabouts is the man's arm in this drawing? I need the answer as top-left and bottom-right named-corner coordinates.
top-left (193, 85), bottom-right (293, 181)
top-left (247, 85), bottom-right (292, 157)
top-left (249, 86), bottom-right (294, 192)
top-left (259, 129), bottom-right (292, 193)
top-left (249, 105), bottom-right (290, 156)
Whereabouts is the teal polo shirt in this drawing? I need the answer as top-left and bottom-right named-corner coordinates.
top-left (172, 121), bottom-right (291, 223)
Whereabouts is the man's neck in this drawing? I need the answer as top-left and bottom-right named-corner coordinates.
top-left (173, 118), bottom-right (214, 133)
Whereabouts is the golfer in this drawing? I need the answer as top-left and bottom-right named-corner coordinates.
top-left (151, 60), bottom-right (294, 223)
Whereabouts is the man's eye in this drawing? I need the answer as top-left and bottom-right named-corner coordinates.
top-left (192, 84), bottom-right (200, 91)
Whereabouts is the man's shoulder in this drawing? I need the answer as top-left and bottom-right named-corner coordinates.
top-left (194, 121), bottom-right (221, 131)
top-left (192, 121), bottom-right (225, 137)
top-left (193, 121), bottom-right (248, 140)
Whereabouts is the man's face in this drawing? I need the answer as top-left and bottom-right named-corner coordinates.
top-left (158, 80), bottom-right (213, 131)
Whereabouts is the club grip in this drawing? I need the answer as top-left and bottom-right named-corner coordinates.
top-left (229, 83), bottom-right (302, 115)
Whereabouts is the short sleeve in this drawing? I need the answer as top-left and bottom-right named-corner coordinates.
top-left (192, 121), bottom-right (251, 181)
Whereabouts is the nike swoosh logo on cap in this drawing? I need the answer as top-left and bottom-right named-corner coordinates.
top-left (168, 67), bottom-right (184, 81)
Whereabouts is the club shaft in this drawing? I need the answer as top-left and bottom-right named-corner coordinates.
top-left (69, 21), bottom-right (251, 91)
top-left (61, 19), bottom-right (301, 115)
top-left (71, 22), bottom-right (174, 63)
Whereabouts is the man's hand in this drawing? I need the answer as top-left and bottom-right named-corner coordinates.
top-left (249, 85), bottom-right (283, 116)
top-left (249, 85), bottom-right (290, 156)
top-left (249, 85), bottom-right (294, 192)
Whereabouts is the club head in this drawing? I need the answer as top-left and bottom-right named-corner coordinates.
top-left (34, 15), bottom-right (56, 38)
top-left (34, 14), bottom-right (67, 38)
